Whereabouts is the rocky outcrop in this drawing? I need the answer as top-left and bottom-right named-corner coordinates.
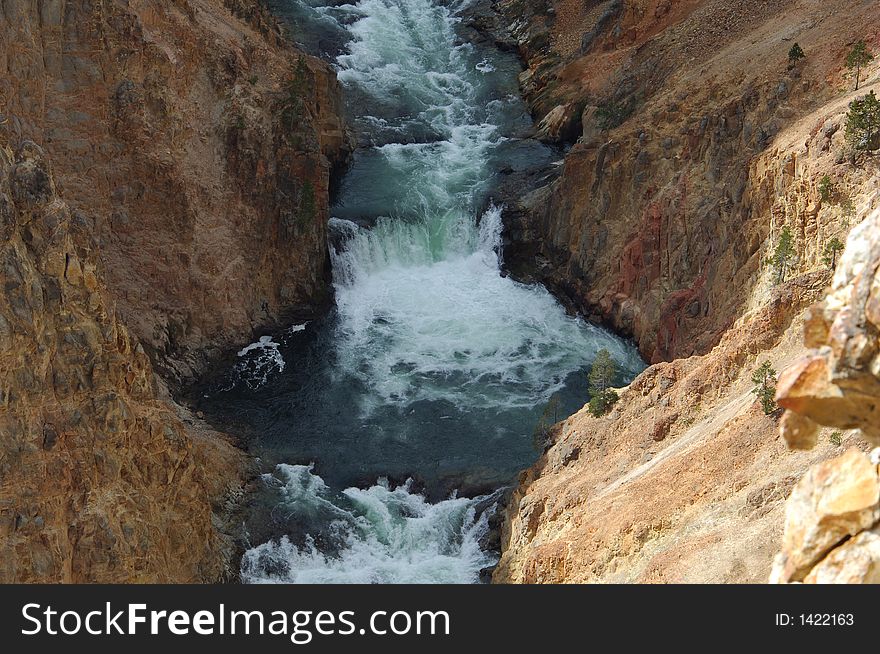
top-left (492, 0), bottom-right (879, 364)
top-left (776, 209), bottom-right (880, 448)
top-left (0, 0), bottom-right (348, 581)
top-left (1, 0), bottom-right (349, 386)
top-left (772, 208), bottom-right (880, 584)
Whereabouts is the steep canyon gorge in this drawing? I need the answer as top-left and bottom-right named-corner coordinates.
top-left (2, 0), bottom-right (880, 584)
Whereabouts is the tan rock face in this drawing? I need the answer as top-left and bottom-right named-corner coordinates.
top-left (495, 274), bottom-right (834, 583)
top-left (804, 529), bottom-right (880, 584)
top-left (493, 0), bottom-right (880, 584)
top-left (0, 0), bottom-right (348, 581)
top-left (0, 137), bottom-right (245, 582)
top-left (777, 210), bottom-right (880, 445)
top-left (772, 208), bottom-right (880, 583)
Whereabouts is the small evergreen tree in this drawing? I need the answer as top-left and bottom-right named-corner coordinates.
top-left (770, 226), bottom-right (795, 284)
top-left (822, 237), bottom-right (845, 269)
top-left (818, 174), bottom-right (833, 203)
top-left (588, 389), bottom-right (618, 417)
top-left (751, 361), bottom-right (778, 415)
top-left (846, 40), bottom-right (874, 90)
top-left (587, 349), bottom-right (619, 417)
top-left (844, 91), bottom-right (880, 151)
top-left (788, 42), bottom-right (805, 67)
top-left (533, 395), bottom-right (561, 447)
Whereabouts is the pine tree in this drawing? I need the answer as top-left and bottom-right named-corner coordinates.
top-left (587, 349), bottom-right (619, 417)
top-left (818, 174), bottom-right (833, 203)
top-left (588, 348), bottom-right (618, 416)
top-left (788, 42), bottom-right (805, 67)
top-left (533, 395), bottom-right (561, 447)
top-left (588, 349), bottom-right (616, 396)
top-left (845, 91), bottom-right (880, 151)
top-left (822, 237), bottom-right (845, 270)
top-left (771, 226), bottom-right (795, 284)
top-left (751, 361), bottom-right (778, 415)
top-left (846, 40), bottom-right (873, 91)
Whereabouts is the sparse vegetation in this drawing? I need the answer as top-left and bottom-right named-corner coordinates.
top-left (281, 57), bottom-right (310, 137)
top-left (845, 40), bottom-right (874, 91)
top-left (588, 389), bottom-right (618, 417)
top-left (788, 42), bottom-right (805, 67)
top-left (587, 349), bottom-right (620, 417)
top-left (595, 98), bottom-right (635, 131)
top-left (533, 395), bottom-right (561, 448)
top-left (770, 226), bottom-right (795, 284)
top-left (822, 237), bottom-right (845, 269)
top-left (818, 174), bottom-right (833, 203)
top-left (249, 74), bottom-right (259, 86)
top-left (844, 90), bottom-right (880, 152)
top-left (751, 361), bottom-right (778, 415)
top-left (830, 430), bottom-right (843, 446)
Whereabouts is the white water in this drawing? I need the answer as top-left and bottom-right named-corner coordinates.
top-left (326, 0), bottom-right (642, 413)
top-left (242, 465), bottom-right (495, 583)
top-left (239, 0), bottom-right (644, 584)
top-left (332, 206), bottom-right (642, 410)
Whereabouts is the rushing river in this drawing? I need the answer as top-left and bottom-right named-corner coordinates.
top-left (196, 0), bottom-right (645, 583)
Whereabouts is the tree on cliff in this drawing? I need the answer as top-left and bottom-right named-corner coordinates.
top-left (845, 91), bottom-right (880, 151)
top-left (533, 395), bottom-right (561, 448)
top-left (770, 226), bottom-right (795, 284)
top-left (822, 237), bottom-right (845, 270)
top-left (818, 174), bottom-right (834, 203)
top-left (788, 42), bottom-right (805, 67)
top-left (588, 349), bottom-right (619, 417)
top-left (751, 361), bottom-right (778, 415)
top-left (846, 40), bottom-right (873, 91)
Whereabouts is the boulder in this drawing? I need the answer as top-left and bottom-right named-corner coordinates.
top-left (804, 528), bottom-right (880, 584)
top-left (775, 449), bottom-right (880, 582)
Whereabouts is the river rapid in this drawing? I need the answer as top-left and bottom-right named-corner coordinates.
top-left (196, 0), bottom-right (645, 583)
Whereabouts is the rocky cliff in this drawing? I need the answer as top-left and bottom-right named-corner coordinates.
top-left (0, 0), bottom-right (347, 581)
top-left (2, 0), bottom-right (348, 386)
top-left (490, 0), bottom-right (878, 364)
top-left (493, 0), bottom-right (880, 582)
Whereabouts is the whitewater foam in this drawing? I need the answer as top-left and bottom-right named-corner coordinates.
top-left (241, 465), bottom-right (496, 584)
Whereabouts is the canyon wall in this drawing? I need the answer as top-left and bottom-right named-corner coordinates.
top-left (494, 0), bottom-right (880, 582)
top-left (0, 0), bottom-right (347, 581)
top-left (491, 0), bottom-right (877, 363)
top-left (1, 0), bottom-right (348, 385)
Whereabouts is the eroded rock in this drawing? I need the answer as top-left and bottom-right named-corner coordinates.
top-left (773, 211), bottom-right (880, 582)
top-left (774, 449), bottom-right (880, 582)
top-left (804, 528), bottom-right (880, 584)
